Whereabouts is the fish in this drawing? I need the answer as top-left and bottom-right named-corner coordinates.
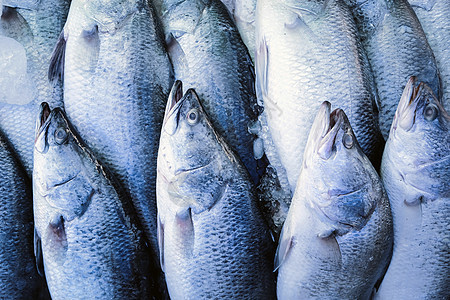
top-left (256, 0), bottom-right (383, 194)
top-left (48, 0), bottom-right (174, 259)
top-left (0, 0), bottom-right (70, 176)
top-left (33, 103), bottom-right (156, 299)
top-left (154, 0), bottom-right (264, 185)
top-left (343, 0), bottom-right (441, 139)
top-left (0, 129), bottom-right (48, 299)
top-left (275, 102), bottom-right (393, 300)
top-left (376, 77), bottom-right (450, 299)
top-left (408, 0), bottom-right (450, 111)
top-left (156, 82), bottom-right (276, 299)
top-left (234, 0), bottom-right (257, 61)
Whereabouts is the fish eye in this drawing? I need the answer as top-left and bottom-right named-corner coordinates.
top-left (187, 109), bottom-right (200, 125)
top-left (54, 127), bottom-right (68, 145)
top-left (424, 103), bottom-right (439, 121)
top-left (342, 132), bottom-right (354, 149)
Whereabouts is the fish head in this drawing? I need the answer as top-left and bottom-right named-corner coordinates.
top-left (158, 81), bottom-right (231, 214)
top-left (388, 77), bottom-right (450, 200)
top-left (301, 102), bottom-right (382, 235)
top-left (34, 103), bottom-right (95, 221)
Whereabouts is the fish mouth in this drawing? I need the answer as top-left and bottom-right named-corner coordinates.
top-left (163, 82), bottom-right (203, 135)
top-left (35, 102), bottom-right (52, 142)
top-left (164, 81), bottom-right (184, 120)
top-left (304, 102), bottom-right (348, 164)
top-left (394, 76), bottom-right (421, 132)
top-left (393, 76), bottom-right (448, 132)
top-left (163, 80), bottom-right (185, 135)
top-left (315, 104), bottom-right (345, 160)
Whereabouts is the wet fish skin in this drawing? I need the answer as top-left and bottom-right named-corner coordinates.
top-left (154, 0), bottom-right (263, 185)
top-left (157, 83), bottom-right (276, 299)
top-left (33, 104), bottom-right (154, 299)
top-left (256, 0), bottom-right (383, 194)
top-left (55, 0), bottom-right (173, 258)
top-left (0, 0), bottom-right (70, 176)
top-left (2, 0), bottom-right (40, 10)
top-left (276, 102), bottom-right (393, 300)
top-left (0, 130), bottom-right (45, 299)
top-left (219, 0), bottom-right (235, 14)
top-left (376, 78), bottom-right (450, 299)
top-left (408, 0), bottom-right (450, 111)
top-left (344, 0), bottom-right (441, 139)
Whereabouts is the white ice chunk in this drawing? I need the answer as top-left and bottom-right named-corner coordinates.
top-left (0, 36), bottom-right (35, 105)
top-left (253, 137), bottom-right (264, 160)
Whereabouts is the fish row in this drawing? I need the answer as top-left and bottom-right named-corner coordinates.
top-left (0, 0), bottom-right (448, 299)
top-left (3, 75), bottom-right (447, 299)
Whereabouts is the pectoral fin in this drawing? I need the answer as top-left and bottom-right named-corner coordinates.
top-left (34, 228), bottom-right (44, 277)
top-left (255, 36), bottom-right (269, 107)
top-left (48, 30), bottom-right (66, 83)
top-left (157, 215), bottom-right (165, 273)
top-left (173, 208), bottom-right (195, 259)
top-left (274, 222), bottom-right (293, 271)
top-left (317, 233), bottom-right (342, 268)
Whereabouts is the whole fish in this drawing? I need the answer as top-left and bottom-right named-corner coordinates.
top-left (276, 102), bottom-right (393, 300)
top-left (344, 0), bottom-right (441, 139)
top-left (49, 0), bottom-right (173, 257)
top-left (256, 0), bottom-right (383, 193)
top-left (154, 0), bottom-right (264, 185)
top-left (0, 129), bottom-right (46, 299)
top-left (156, 82), bottom-right (276, 299)
top-left (33, 103), bottom-right (155, 299)
top-left (0, 0), bottom-right (69, 176)
top-left (376, 78), bottom-right (449, 299)
top-left (234, 0), bottom-right (257, 61)
top-left (408, 0), bottom-right (450, 111)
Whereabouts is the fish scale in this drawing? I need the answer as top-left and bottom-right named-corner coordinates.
top-left (256, 0), bottom-right (383, 194)
top-left (154, 0), bottom-right (263, 184)
top-left (0, 0), bottom-right (69, 176)
top-left (0, 130), bottom-right (46, 298)
top-left (408, 0), bottom-right (450, 111)
top-left (376, 79), bottom-right (449, 299)
top-left (276, 103), bottom-right (393, 299)
top-left (157, 87), bottom-right (275, 299)
top-left (33, 106), bottom-right (155, 299)
top-left (344, 0), bottom-right (441, 139)
top-left (59, 0), bottom-right (173, 259)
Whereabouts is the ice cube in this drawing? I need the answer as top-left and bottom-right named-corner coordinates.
top-left (0, 36), bottom-right (35, 105)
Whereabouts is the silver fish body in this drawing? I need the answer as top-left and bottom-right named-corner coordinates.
top-left (157, 82), bottom-right (276, 299)
top-left (276, 102), bottom-right (393, 300)
top-left (408, 0), bottom-right (450, 111)
top-left (155, 0), bottom-right (263, 184)
top-left (0, 1), bottom-right (69, 176)
top-left (33, 104), bottom-right (155, 299)
top-left (256, 0), bottom-right (383, 194)
top-left (55, 0), bottom-right (173, 256)
top-left (0, 130), bottom-right (45, 299)
top-left (376, 78), bottom-right (450, 299)
top-left (344, 0), bottom-right (441, 139)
